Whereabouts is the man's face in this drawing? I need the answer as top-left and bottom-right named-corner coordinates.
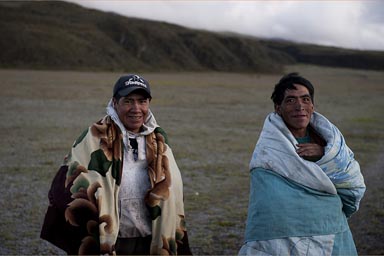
top-left (275, 84), bottom-right (314, 138)
top-left (113, 92), bottom-right (150, 133)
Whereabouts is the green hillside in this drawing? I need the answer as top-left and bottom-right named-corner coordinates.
top-left (1, 1), bottom-right (383, 72)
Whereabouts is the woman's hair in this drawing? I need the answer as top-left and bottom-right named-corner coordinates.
top-left (271, 72), bottom-right (315, 105)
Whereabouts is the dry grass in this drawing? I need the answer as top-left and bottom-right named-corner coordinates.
top-left (0, 66), bottom-right (383, 255)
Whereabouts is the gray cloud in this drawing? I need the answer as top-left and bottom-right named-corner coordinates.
top-left (66, 0), bottom-right (384, 51)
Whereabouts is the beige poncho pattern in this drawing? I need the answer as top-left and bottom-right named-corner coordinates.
top-left (60, 115), bottom-right (187, 254)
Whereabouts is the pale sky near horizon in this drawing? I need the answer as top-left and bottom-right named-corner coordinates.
top-left (65, 0), bottom-right (384, 51)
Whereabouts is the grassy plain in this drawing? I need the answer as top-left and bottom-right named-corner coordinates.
top-left (0, 65), bottom-right (383, 255)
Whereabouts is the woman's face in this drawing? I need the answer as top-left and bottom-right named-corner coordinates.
top-left (113, 92), bottom-right (150, 133)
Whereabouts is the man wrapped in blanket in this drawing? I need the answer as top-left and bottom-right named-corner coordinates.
top-left (239, 73), bottom-right (366, 255)
top-left (41, 74), bottom-right (192, 255)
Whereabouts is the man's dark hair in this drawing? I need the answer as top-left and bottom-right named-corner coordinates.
top-left (271, 72), bottom-right (315, 105)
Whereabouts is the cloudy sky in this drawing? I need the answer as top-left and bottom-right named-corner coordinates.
top-left (66, 0), bottom-right (384, 51)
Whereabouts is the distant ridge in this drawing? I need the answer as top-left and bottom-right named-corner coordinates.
top-left (1, 1), bottom-right (383, 73)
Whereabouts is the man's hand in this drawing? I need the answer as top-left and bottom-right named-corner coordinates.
top-left (296, 143), bottom-right (324, 161)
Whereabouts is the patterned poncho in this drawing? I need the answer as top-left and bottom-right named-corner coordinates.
top-left (41, 113), bottom-right (190, 255)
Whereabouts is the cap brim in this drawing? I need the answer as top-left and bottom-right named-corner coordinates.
top-left (116, 86), bottom-right (151, 98)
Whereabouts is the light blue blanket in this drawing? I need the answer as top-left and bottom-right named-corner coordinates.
top-left (241, 112), bottom-right (366, 255)
top-left (245, 168), bottom-right (349, 240)
top-left (249, 112), bottom-right (366, 213)
top-left (242, 168), bottom-right (358, 255)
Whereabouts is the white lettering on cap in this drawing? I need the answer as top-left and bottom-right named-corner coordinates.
top-left (124, 75), bottom-right (147, 88)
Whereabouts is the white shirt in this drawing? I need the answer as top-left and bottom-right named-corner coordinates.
top-left (118, 135), bottom-right (152, 238)
top-left (105, 100), bottom-right (158, 238)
